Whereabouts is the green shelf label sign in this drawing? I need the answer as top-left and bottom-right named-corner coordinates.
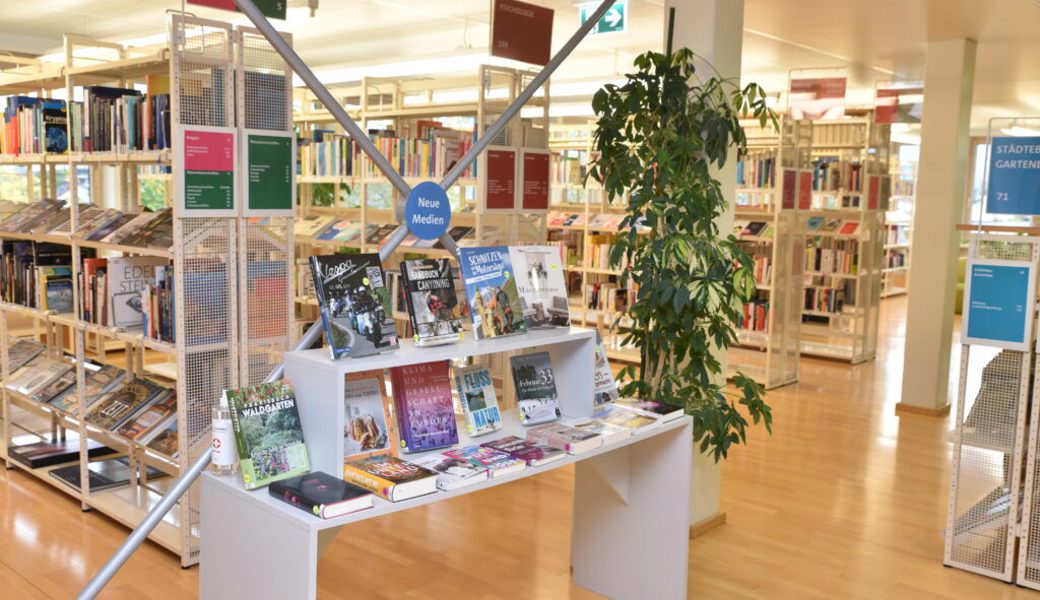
top-left (185, 170), bottom-right (234, 210)
top-left (580, 1), bottom-right (626, 35)
top-left (246, 133), bottom-right (293, 212)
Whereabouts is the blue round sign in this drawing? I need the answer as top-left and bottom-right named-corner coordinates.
top-left (405, 181), bottom-right (452, 240)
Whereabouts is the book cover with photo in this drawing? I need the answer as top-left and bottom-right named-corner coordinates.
top-left (510, 351), bottom-right (561, 426)
top-left (400, 258), bottom-right (464, 346)
top-left (593, 341), bottom-right (619, 405)
top-left (442, 444), bottom-right (526, 478)
top-left (509, 245), bottom-right (571, 329)
top-left (86, 378), bottom-right (170, 431)
top-left (50, 364), bottom-right (125, 414)
top-left (453, 364), bottom-right (502, 437)
top-left (412, 453), bottom-right (489, 491)
top-left (310, 253), bottom-right (398, 360)
top-left (458, 246), bottom-right (526, 339)
top-left (391, 361), bottom-right (459, 453)
top-left (344, 371), bottom-right (394, 462)
top-left (480, 436), bottom-right (566, 467)
top-left (226, 380), bottom-right (311, 490)
top-left (107, 256), bottom-right (170, 329)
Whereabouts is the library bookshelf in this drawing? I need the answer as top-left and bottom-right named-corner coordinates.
top-left (0, 17), bottom-right (298, 567)
top-left (730, 118), bottom-right (811, 388)
top-left (800, 116), bottom-right (889, 363)
top-left (546, 120), bottom-right (639, 364)
top-left (882, 143), bottom-right (917, 297)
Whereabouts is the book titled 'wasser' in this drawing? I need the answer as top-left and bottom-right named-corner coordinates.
top-left (269, 471), bottom-right (374, 519)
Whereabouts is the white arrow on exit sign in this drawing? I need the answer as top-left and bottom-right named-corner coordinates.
top-left (580, 1), bottom-right (626, 35)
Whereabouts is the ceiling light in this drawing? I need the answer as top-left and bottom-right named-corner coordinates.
top-left (1001, 125), bottom-right (1040, 137)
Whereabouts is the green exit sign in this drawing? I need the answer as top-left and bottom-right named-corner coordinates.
top-left (580, 1), bottom-right (626, 35)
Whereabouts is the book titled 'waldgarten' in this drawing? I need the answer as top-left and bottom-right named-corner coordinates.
top-left (226, 381), bottom-right (310, 490)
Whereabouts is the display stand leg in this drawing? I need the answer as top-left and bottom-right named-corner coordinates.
top-left (571, 419), bottom-right (692, 600)
top-left (200, 476), bottom-right (332, 600)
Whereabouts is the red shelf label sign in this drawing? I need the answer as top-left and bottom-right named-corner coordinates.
top-left (486, 149), bottom-right (517, 211)
top-left (188, 0), bottom-right (286, 20)
top-left (491, 0), bottom-right (554, 66)
top-left (522, 151), bottom-right (550, 211)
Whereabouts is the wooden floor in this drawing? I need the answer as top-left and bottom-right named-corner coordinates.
top-left (2, 296), bottom-right (1038, 598)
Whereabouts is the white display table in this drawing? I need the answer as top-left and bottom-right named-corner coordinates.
top-left (199, 327), bottom-right (692, 599)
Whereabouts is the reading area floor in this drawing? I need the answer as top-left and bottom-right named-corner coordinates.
top-left (0, 297), bottom-right (1037, 599)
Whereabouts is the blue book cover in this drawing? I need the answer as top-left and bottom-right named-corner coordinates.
top-left (457, 246), bottom-right (526, 340)
top-left (309, 253), bottom-right (398, 359)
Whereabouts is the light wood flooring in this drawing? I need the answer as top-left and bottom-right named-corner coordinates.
top-left (2, 296), bottom-right (1038, 598)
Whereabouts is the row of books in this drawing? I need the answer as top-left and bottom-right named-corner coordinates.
top-left (587, 234), bottom-right (626, 271)
top-left (806, 216), bottom-right (860, 236)
top-left (0, 240), bottom-right (76, 310)
top-left (804, 286), bottom-right (847, 314)
top-left (299, 127), bottom-right (477, 180)
top-left (2, 82), bottom-right (171, 156)
top-left (583, 281), bottom-right (632, 315)
top-left (294, 214), bottom-right (490, 250)
top-left (547, 211), bottom-right (633, 232)
top-left (2, 337), bottom-right (179, 457)
top-left (80, 257), bottom-right (174, 342)
top-left (750, 256), bottom-right (772, 286)
top-left (551, 152), bottom-right (587, 186)
top-left (811, 159), bottom-right (863, 193)
top-left (545, 231), bottom-right (582, 267)
top-left (740, 299), bottom-right (770, 332)
top-left (307, 245), bottom-right (572, 358)
top-left (0, 200), bottom-right (173, 250)
top-left (804, 247), bottom-right (859, 275)
top-left (736, 155), bottom-right (776, 189)
top-left (886, 253), bottom-right (908, 269)
top-left (885, 225), bottom-right (909, 245)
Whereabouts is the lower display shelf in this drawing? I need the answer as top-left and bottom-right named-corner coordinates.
top-left (203, 415), bottom-right (691, 533)
top-left (6, 456), bottom-right (84, 500)
top-left (84, 478), bottom-right (183, 553)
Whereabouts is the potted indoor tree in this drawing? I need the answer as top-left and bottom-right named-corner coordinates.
top-left (587, 46), bottom-right (776, 461)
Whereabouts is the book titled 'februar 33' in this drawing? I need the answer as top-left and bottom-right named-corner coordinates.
top-left (226, 381), bottom-right (311, 490)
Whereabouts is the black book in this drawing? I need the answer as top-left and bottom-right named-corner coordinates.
top-left (50, 457), bottom-right (167, 492)
top-left (268, 471), bottom-right (374, 519)
top-left (309, 253), bottom-right (398, 359)
top-left (400, 258), bottom-right (464, 347)
top-left (8, 438), bottom-right (116, 469)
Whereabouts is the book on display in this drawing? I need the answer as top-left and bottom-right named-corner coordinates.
top-left (30, 370), bottom-right (76, 405)
top-left (593, 341), bottom-right (619, 405)
top-left (442, 445), bottom-right (526, 478)
top-left (343, 371), bottom-right (394, 461)
top-left (85, 378), bottom-right (170, 431)
top-left (116, 390), bottom-right (177, 442)
top-left (562, 417), bottom-right (630, 445)
top-left (391, 361), bottom-right (459, 453)
top-left (612, 398), bottom-right (685, 423)
top-left (453, 364), bottom-right (503, 437)
top-left (509, 351), bottom-right (561, 426)
top-left (309, 253), bottom-right (398, 359)
top-left (8, 437), bottom-right (116, 469)
top-left (412, 453), bottom-right (489, 491)
top-left (592, 403), bottom-right (658, 434)
top-left (49, 364), bottom-right (125, 414)
top-left (524, 423), bottom-right (602, 454)
top-left (400, 258), bottom-right (464, 346)
top-left (50, 457), bottom-right (166, 492)
top-left (480, 436), bottom-right (566, 467)
top-left (268, 471), bottom-right (374, 519)
top-left (226, 381), bottom-right (311, 490)
top-left (457, 246), bottom-right (526, 339)
top-left (146, 420), bottom-right (179, 458)
top-left (6, 356), bottom-right (71, 396)
top-left (106, 256), bottom-right (170, 329)
top-left (342, 455), bottom-right (438, 502)
top-left (508, 245), bottom-right (571, 329)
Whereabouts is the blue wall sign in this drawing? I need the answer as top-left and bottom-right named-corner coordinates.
top-left (405, 181), bottom-right (451, 240)
top-left (963, 260), bottom-right (1035, 350)
top-left (986, 136), bottom-right (1040, 215)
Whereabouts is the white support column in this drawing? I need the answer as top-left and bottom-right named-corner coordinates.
top-left (666, 0), bottom-right (744, 533)
top-left (898, 39), bottom-right (977, 415)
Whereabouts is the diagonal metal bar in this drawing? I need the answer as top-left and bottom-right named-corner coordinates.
top-left (439, 0), bottom-right (616, 191)
top-left (232, 0), bottom-right (413, 201)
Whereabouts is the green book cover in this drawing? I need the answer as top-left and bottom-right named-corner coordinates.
top-left (226, 381), bottom-right (310, 490)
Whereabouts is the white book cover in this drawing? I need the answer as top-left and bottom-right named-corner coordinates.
top-left (412, 453), bottom-right (488, 491)
top-left (508, 245), bottom-right (571, 329)
top-left (107, 256), bottom-right (170, 329)
top-left (593, 342), bottom-right (620, 405)
top-left (343, 374), bottom-right (392, 461)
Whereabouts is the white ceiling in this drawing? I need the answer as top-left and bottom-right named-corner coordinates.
top-left (1, 0), bottom-right (1040, 130)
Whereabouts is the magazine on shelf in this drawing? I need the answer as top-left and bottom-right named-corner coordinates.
top-left (226, 380), bottom-right (311, 490)
top-left (452, 364), bottom-right (503, 437)
top-left (510, 351), bottom-right (562, 426)
top-left (457, 246), bottom-right (526, 339)
top-left (400, 258), bottom-right (465, 346)
top-left (508, 245), bottom-right (571, 329)
top-left (309, 253), bottom-right (398, 360)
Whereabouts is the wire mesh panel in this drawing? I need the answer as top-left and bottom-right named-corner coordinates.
top-left (1019, 361), bottom-right (1040, 588)
top-left (237, 28), bottom-right (292, 132)
top-left (170, 14), bottom-right (236, 567)
top-left (945, 235), bottom-right (1040, 582)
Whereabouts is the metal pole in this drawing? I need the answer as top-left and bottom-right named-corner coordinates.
top-left (77, 323), bottom-right (324, 600)
top-left (438, 0), bottom-right (615, 190)
top-left (231, 0), bottom-right (413, 201)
